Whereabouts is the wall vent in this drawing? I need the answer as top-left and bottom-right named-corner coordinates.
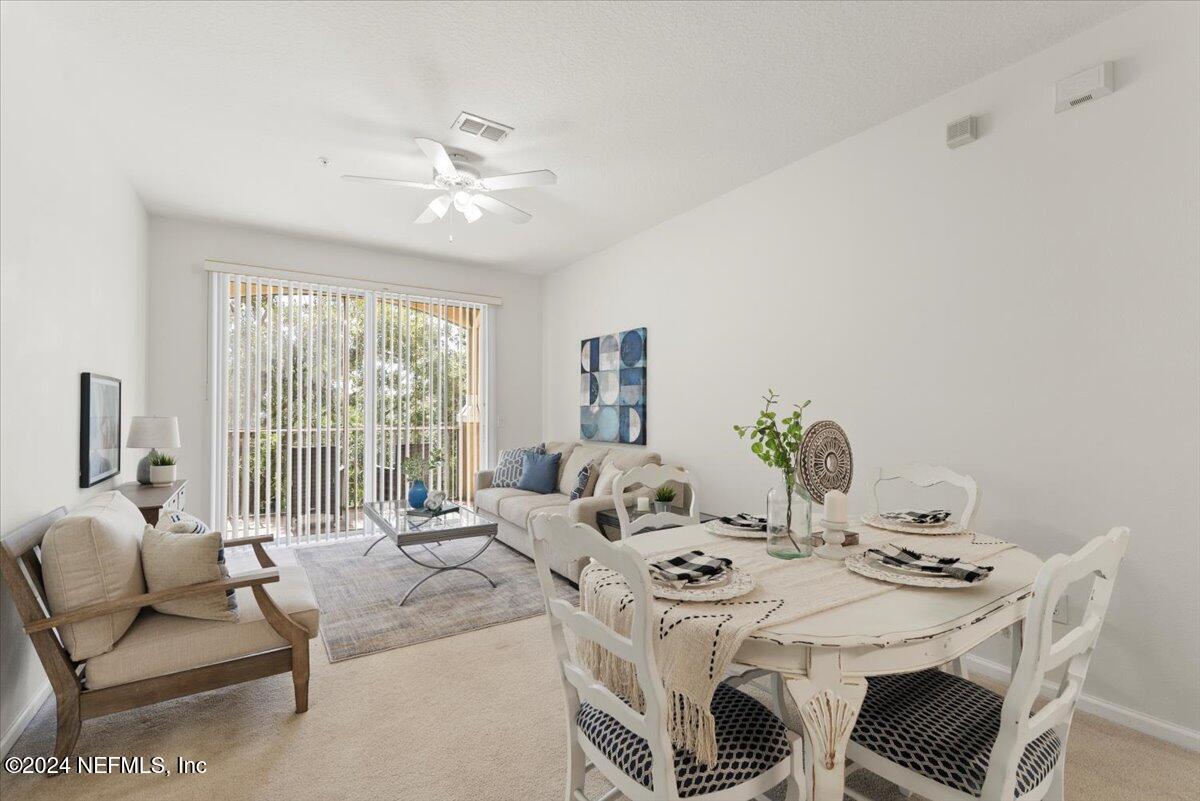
top-left (946, 115), bottom-right (977, 149)
top-left (452, 112), bottom-right (513, 143)
top-left (1054, 63), bottom-right (1114, 113)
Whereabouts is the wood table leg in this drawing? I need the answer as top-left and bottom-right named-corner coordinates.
top-left (783, 651), bottom-right (866, 801)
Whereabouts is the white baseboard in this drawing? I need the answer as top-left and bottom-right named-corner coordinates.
top-left (963, 654), bottom-right (1199, 752)
top-left (1, 678), bottom-right (51, 758)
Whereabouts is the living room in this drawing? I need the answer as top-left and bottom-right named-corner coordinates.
top-left (2, 2), bottom-right (1197, 800)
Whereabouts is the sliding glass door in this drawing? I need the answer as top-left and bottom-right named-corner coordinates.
top-left (211, 272), bottom-right (488, 544)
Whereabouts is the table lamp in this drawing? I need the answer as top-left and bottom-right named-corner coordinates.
top-left (127, 416), bottom-right (180, 485)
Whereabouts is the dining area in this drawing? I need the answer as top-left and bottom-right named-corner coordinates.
top-left (526, 423), bottom-right (1132, 801)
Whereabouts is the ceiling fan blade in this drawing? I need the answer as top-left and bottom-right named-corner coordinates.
top-left (414, 194), bottom-right (452, 224)
top-left (479, 169), bottom-right (558, 191)
top-left (415, 137), bottom-right (458, 179)
top-left (472, 193), bottom-right (532, 224)
top-left (342, 175), bottom-right (437, 190)
top-left (462, 200), bottom-right (483, 223)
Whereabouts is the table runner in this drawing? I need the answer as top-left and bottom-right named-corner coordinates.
top-left (577, 529), bottom-right (1013, 765)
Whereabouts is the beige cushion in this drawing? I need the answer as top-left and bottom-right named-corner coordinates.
top-left (557, 444), bottom-right (610, 495)
top-left (40, 491), bottom-right (148, 661)
top-left (593, 463), bottom-right (623, 497)
top-left (497, 492), bottom-right (571, 528)
top-left (85, 565), bottom-right (319, 690)
top-left (542, 441), bottom-right (577, 484)
top-left (141, 525), bottom-right (238, 622)
top-left (600, 448), bottom-right (661, 471)
top-left (475, 486), bottom-right (532, 516)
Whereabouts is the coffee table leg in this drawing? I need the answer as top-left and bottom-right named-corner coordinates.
top-left (362, 534), bottom-right (389, 556)
top-left (398, 566), bottom-right (497, 606)
top-left (395, 532), bottom-right (499, 606)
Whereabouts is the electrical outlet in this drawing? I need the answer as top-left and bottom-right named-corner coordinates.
top-left (1052, 595), bottom-right (1070, 625)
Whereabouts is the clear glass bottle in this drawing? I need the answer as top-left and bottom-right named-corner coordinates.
top-left (766, 477), bottom-right (813, 559)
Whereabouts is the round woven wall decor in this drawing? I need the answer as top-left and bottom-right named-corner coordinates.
top-left (798, 420), bottom-right (853, 504)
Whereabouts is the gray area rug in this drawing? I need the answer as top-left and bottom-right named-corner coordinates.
top-left (295, 537), bottom-right (576, 662)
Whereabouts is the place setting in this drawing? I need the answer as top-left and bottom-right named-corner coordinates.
top-left (861, 507), bottom-right (966, 535)
top-left (844, 542), bottom-right (996, 588)
top-left (646, 549), bottom-right (756, 601)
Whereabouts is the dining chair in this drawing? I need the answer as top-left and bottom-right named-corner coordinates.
top-left (529, 513), bottom-right (800, 801)
top-left (612, 464), bottom-right (700, 539)
top-left (843, 526), bottom-right (1131, 801)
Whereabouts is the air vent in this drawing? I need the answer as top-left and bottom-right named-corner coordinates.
top-left (1068, 94), bottom-right (1094, 107)
top-left (452, 112), bottom-right (513, 144)
top-left (946, 115), bottom-right (977, 149)
top-left (1054, 63), bottom-right (1114, 113)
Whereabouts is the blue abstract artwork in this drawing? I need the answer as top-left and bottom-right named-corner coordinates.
top-left (581, 327), bottom-right (646, 444)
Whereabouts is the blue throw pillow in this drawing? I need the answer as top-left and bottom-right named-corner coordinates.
top-left (516, 451), bottom-right (561, 494)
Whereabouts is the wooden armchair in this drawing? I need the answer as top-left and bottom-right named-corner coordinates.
top-left (0, 508), bottom-right (317, 758)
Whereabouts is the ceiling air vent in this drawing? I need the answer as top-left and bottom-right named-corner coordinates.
top-left (452, 112), bottom-right (513, 143)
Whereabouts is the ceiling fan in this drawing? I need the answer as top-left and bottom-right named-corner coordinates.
top-left (342, 138), bottom-right (556, 226)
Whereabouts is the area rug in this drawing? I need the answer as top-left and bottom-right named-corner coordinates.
top-left (294, 537), bottom-right (576, 662)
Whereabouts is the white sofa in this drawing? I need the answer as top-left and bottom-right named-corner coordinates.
top-left (475, 440), bottom-right (664, 582)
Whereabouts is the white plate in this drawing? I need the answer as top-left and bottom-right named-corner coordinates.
top-left (706, 520), bottom-right (768, 540)
top-left (861, 513), bottom-right (963, 536)
top-left (845, 554), bottom-right (978, 588)
top-left (651, 567), bottom-right (756, 601)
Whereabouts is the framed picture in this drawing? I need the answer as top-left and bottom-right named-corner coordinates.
top-left (80, 373), bottom-right (121, 487)
top-left (580, 327), bottom-right (646, 445)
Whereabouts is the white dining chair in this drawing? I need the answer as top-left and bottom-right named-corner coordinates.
top-left (612, 464), bottom-right (700, 539)
top-left (843, 526), bottom-right (1131, 801)
top-left (872, 464), bottom-right (980, 527)
top-left (529, 513), bottom-right (801, 801)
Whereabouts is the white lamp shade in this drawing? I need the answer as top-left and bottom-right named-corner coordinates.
top-left (127, 416), bottom-right (181, 449)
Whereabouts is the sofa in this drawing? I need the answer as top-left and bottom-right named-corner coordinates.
top-left (475, 440), bottom-right (667, 581)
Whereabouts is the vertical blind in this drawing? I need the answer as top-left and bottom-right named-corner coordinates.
top-left (212, 272), bottom-right (487, 544)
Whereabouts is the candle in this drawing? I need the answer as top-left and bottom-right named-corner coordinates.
top-left (636, 496), bottom-right (651, 512)
top-left (825, 490), bottom-right (848, 524)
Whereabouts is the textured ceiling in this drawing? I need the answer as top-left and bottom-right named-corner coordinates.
top-left (33, 1), bottom-right (1136, 273)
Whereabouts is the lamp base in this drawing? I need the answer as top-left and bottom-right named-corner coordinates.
top-left (136, 452), bottom-right (155, 485)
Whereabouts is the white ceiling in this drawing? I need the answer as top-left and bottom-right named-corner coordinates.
top-left (35, 1), bottom-right (1136, 274)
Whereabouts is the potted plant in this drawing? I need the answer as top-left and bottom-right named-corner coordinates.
top-left (401, 449), bottom-right (444, 510)
top-left (734, 390), bottom-right (813, 559)
top-left (652, 485), bottom-right (676, 514)
top-left (148, 451), bottom-right (177, 486)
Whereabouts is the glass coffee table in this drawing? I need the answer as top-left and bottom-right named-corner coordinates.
top-left (362, 501), bottom-right (500, 606)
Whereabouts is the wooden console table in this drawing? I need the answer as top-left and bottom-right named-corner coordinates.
top-left (117, 479), bottom-right (188, 524)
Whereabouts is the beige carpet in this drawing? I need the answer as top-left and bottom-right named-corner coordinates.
top-left (4, 550), bottom-right (1197, 800)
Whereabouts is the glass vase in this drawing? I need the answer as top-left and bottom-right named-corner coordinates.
top-left (766, 478), bottom-right (813, 559)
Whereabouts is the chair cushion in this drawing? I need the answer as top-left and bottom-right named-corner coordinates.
top-left (141, 524), bottom-right (238, 622)
top-left (497, 492), bottom-right (571, 527)
top-left (40, 491), bottom-right (148, 661)
top-left (577, 682), bottom-right (790, 798)
top-left (851, 670), bottom-right (1062, 798)
top-left (474, 486), bottom-right (532, 516)
top-left (84, 565), bottom-right (320, 690)
top-left (516, 451), bottom-right (561, 493)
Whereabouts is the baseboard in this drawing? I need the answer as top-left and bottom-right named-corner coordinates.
top-left (0, 678), bottom-right (51, 758)
top-left (963, 654), bottom-right (1199, 752)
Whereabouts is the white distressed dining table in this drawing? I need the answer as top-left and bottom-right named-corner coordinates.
top-left (623, 523), bottom-right (1043, 801)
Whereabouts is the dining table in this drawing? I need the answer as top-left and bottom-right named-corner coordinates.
top-left (622, 521), bottom-right (1043, 801)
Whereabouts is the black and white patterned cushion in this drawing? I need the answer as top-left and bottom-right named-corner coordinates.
top-left (576, 681), bottom-right (790, 798)
top-left (569, 462), bottom-right (593, 501)
top-left (493, 444), bottom-right (544, 488)
top-left (851, 669), bottom-right (1062, 798)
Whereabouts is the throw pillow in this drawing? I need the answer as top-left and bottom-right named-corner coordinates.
top-left (568, 462), bottom-right (599, 501)
top-left (516, 451), bottom-right (561, 494)
top-left (141, 524), bottom-right (239, 622)
top-left (158, 509), bottom-right (211, 534)
top-left (593, 462), bottom-right (623, 497)
top-left (493, 444), bottom-right (544, 488)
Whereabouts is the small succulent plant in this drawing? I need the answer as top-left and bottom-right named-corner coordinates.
top-left (654, 485), bottom-right (676, 503)
top-left (148, 451), bottom-right (177, 466)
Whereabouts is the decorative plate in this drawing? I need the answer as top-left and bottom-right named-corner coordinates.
top-left (845, 554), bottom-right (979, 588)
top-left (651, 567), bottom-right (756, 601)
top-left (861, 513), bottom-right (963, 535)
top-left (798, 420), bottom-right (853, 504)
top-left (706, 520), bottom-right (768, 540)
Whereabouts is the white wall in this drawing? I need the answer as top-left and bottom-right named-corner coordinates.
top-left (147, 216), bottom-right (544, 522)
top-left (543, 2), bottom-right (1199, 737)
top-left (0, 4), bottom-right (149, 751)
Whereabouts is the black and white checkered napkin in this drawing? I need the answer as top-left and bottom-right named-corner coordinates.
top-left (648, 551), bottom-right (733, 589)
top-left (717, 513), bottom-right (767, 532)
top-left (865, 544), bottom-right (993, 583)
top-left (879, 509), bottom-right (952, 525)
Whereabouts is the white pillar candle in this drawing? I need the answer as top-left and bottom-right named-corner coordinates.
top-left (636, 496), bottom-right (651, 512)
top-left (824, 490), bottom-right (848, 524)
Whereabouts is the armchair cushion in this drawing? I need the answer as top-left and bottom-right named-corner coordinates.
top-left (142, 524), bottom-right (238, 622)
top-left (40, 491), bottom-right (148, 661)
top-left (84, 565), bottom-right (319, 690)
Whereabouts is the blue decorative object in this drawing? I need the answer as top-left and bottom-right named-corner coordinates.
top-left (407, 479), bottom-right (428, 510)
top-left (580, 327), bottom-right (646, 444)
top-left (516, 451), bottom-right (561, 494)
